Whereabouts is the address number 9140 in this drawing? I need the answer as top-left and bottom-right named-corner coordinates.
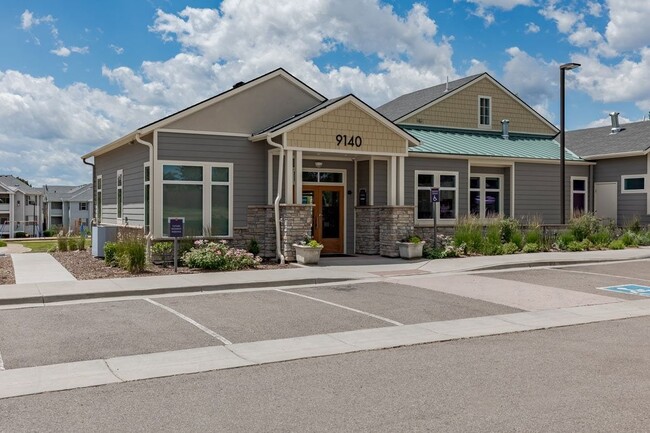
top-left (336, 134), bottom-right (362, 147)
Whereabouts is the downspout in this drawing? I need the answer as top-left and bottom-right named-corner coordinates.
top-left (266, 134), bottom-right (286, 264)
top-left (82, 157), bottom-right (95, 227)
top-left (136, 133), bottom-right (154, 256)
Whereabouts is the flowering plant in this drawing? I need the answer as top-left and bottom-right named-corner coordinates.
top-left (298, 235), bottom-right (323, 248)
top-left (183, 240), bottom-right (262, 271)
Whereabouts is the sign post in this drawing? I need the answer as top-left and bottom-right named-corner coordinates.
top-left (430, 188), bottom-right (440, 249)
top-left (168, 217), bottom-right (184, 273)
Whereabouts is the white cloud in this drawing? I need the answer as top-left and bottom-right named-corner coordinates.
top-left (466, 59), bottom-right (493, 75)
top-left (539, 1), bottom-right (583, 34)
top-left (586, 1), bottom-right (602, 17)
top-left (110, 44), bottom-right (124, 55)
top-left (568, 23), bottom-right (603, 47)
top-left (20, 10), bottom-right (53, 31)
top-left (50, 46), bottom-right (70, 57)
top-left (459, 0), bottom-right (534, 26)
top-left (502, 47), bottom-right (559, 122)
top-left (604, 1), bottom-right (650, 52)
top-left (20, 10), bottom-right (88, 59)
top-left (525, 22), bottom-right (540, 33)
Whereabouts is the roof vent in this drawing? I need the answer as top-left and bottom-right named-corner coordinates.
top-left (501, 119), bottom-right (510, 140)
top-left (609, 112), bottom-right (621, 134)
top-left (445, 76), bottom-right (449, 92)
top-left (232, 81), bottom-right (245, 89)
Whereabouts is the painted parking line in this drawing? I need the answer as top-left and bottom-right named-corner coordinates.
top-left (555, 268), bottom-right (650, 284)
top-left (143, 298), bottom-right (233, 345)
top-left (598, 284), bottom-right (650, 297)
top-left (274, 289), bottom-right (403, 326)
top-left (0, 349), bottom-right (4, 371)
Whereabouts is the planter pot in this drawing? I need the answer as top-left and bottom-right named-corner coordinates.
top-left (396, 241), bottom-right (425, 259)
top-left (293, 244), bottom-right (323, 264)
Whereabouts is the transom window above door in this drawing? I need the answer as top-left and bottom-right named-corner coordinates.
top-left (302, 171), bottom-right (344, 184)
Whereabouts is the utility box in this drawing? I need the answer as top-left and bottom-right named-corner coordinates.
top-left (91, 226), bottom-right (118, 258)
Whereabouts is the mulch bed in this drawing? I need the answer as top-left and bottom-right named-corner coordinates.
top-left (50, 249), bottom-right (293, 280)
top-left (0, 255), bottom-right (15, 285)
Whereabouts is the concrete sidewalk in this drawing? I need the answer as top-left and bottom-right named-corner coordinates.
top-left (11, 253), bottom-right (76, 284)
top-left (1, 247), bottom-right (649, 306)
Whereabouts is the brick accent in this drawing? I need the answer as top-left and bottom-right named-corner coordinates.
top-left (280, 204), bottom-right (314, 262)
top-left (379, 206), bottom-right (415, 257)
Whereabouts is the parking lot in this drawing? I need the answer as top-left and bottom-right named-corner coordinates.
top-left (0, 281), bottom-right (519, 369)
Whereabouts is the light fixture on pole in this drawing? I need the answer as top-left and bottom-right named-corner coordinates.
top-left (559, 62), bottom-right (580, 225)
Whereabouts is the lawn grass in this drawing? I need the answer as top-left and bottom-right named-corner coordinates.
top-left (6, 240), bottom-right (58, 253)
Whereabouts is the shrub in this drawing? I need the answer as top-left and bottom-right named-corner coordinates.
top-left (247, 239), bottom-right (260, 256)
top-left (0, 240), bottom-right (6, 247)
top-left (76, 236), bottom-right (86, 251)
top-left (566, 241), bottom-right (585, 252)
top-left (400, 234), bottom-right (422, 244)
top-left (499, 218), bottom-right (521, 244)
top-left (104, 242), bottom-right (118, 265)
top-left (608, 240), bottom-right (625, 250)
top-left (568, 213), bottom-right (601, 241)
top-left (525, 228), bottom-right (543, 246)
top-left (454, 216), bottom-right (483, 254)
top-left (67, 236), bottom-right (78, 251)
top-left (42, 229), bottom-right (57, 237)
top-left (423, 245), bottom-right (446, 260)
top-left (152, 241), bottom-right (173, 255)
top-left (522, 243), bottom-right (540, 253)
top-left (14, 231), bottom-right (26, 238)
top-left (556, 231), bottom-right (575, 250)
top-left (480, 223), bottom-right (503, 256)
top-left (501, 242), bottom-right (519, 255)
top-left (117, 239), bottom-right (146, 273)
top-left (588, 229), bottom-right (613, 247)
top-left (183, 240), bottom-right (261, 271)
top-left (619, 230), bottom-right (639, 247)
top-left (57, 234), bottom-right (68, 252)
top-left (625, 216), bottom-right (642, 233)
top-left (638, 231), bottom-right (650, 246)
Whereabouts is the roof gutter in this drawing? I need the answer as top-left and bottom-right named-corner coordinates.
top-left (266, 134), bottom-right (286, 264)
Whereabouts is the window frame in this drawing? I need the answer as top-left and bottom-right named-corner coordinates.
top-left (469, 174), bottom-right (504, 219)
top-left (621, 175), bottom-right (647, 194)
top-left (478, 95), bottom-right (492, 129)
top-left (570, 176), bottom-right (589, 216)
top-left (116, 169), bottom-right (123, 222)
top-left (78, 202), bottom-right (88, 211)
top-left (159, 161), bottom-right (234, 238)
top-left (414, 170), bottom-right (459, 226)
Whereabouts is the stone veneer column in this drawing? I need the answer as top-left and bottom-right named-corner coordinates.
top-left (279, 204), bottom-right (314, 262)
top-left (355, 207), bottom-right (380, 254)
top-left (379, 206), bottom-right (415, 257)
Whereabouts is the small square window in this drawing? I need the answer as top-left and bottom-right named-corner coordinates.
top-left (573, 179), bottom-right (586, 192)
top-left (212, 167), bottom-right (229, 182)
top-left (418, 174), bottom-right (434, 187)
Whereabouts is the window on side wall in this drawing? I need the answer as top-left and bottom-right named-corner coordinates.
top-left (478, 96), bottom-right (491, 128)
top-left (96, 175), bottom-right (102, 223)
top-left (571, 176), bottom-right (588, 216)
top-left (116, 169), bottom-right (123, 221)
top-left (79, 202), bottom-right (87, 211)
top-left (621, 175), bottom-right (646, 193)
top-left (415, 171), bottom-right (458, 225)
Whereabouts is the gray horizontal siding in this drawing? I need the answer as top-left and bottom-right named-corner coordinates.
top-left (95, 142), bottom-right (149, 225)
top-left (157, 132), bottom-right (267, 228)
top-left (515, 162), bottom-right (589, 224)
top-left (357, 160), bottom-right (370, 206)
top-left (374, 160), bottom-right (388, 206)
top-left (593, 156), bottom-right (649, 224)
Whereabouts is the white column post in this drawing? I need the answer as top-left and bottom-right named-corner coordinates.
top-left (285, 149), bottom-right (294, 204)
top-left (8, 193), bottom-right (14, 238)
top-left (295, 151), bottom-right (303, 205)
top-left (389, 156), bottom-right (397, 206)
top-left (397, 156), bottom-right (405, 206)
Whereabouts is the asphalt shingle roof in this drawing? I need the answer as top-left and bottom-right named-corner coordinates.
top-left (42, 184), bottom-right (93, 202)
top-left (566, 120), bottom-right (650, 158)
top-left (376, 74), bottom-right (483, 121)
top-left (405, 127), bottom-right (583, 161)
top-left (0, 175), bottom-right (41, 194)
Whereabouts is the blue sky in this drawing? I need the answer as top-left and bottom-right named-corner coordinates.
top-left (1, 0), bottom-right (649, 185)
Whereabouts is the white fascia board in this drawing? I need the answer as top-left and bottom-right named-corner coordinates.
top-left (580, 150), bottom-right (646, 160)
top-left (408, 152), bottom-right (594, 165)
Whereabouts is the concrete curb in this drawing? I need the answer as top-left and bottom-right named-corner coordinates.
top-left (2, 298), bottom-right (649, 400)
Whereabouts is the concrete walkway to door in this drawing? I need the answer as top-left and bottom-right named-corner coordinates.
top-left (11, 253), bottom-right (76, 284)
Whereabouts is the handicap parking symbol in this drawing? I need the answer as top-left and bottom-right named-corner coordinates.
top-left (599, 284), bottom-right (650, 297)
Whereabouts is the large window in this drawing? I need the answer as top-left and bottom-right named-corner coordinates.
top-left (622, 175), bottom-right (646, 193)
top-left (161, 162), bottom-right (232, 237)
top-left (415, 171), bottom-right (458, 224)
top-left (470, 175), bottom-right (503, 218)
top-left (571, 177), bottom-right (588, 216)
top-left (116, 169), bottom-right (123, 221)
top-left (96, 175), bottom-right (102, 223)
top-left (478, 96), bottom-right (491, 127)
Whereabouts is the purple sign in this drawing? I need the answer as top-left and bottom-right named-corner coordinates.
top-left (430, 188), bottom-right (440, 203)
top-left (169, 218), bottom-right (184, 238)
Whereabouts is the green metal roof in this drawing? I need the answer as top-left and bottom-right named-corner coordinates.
top-left (404, 127), bottom-right (583, 161)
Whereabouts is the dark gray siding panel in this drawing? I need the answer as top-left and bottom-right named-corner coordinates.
top-left (374, 160), bottom-right (388, 206)
top-left (95, 142), bottom-right (148, 225)
top-left (357, 160), bottom-right (369, 206)
top-left (515, 163), bottom-right (589, 223)
top-left (593, 156), bottom-right (649, 225)
top-left (157, 133), bottom-right (266, 228)
top-left (405, 157), bottom-right (469, 217)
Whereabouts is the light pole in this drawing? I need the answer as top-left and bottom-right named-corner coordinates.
top-left (560, 62), bottom-right (580, 225)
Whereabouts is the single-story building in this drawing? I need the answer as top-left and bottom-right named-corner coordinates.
top-left (83, 68), bottom-right (591, 260)
top-left (566, 113), bottom-right (650, 225)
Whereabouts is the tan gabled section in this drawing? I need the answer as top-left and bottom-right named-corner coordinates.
top-left (401, 75), bottom-right (558, 136)
top-left (276, 97), bottom-right (417, 156)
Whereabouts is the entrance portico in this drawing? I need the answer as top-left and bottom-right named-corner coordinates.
top-left (253, 95), bottom-right (419, 256)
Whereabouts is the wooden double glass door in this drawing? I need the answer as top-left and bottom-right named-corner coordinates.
top-left (302, 186), bottom-right (344, 254)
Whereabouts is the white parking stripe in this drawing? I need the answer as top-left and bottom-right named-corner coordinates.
top-left (143, 298), bottom-right (232, 345)
top-left (275, 289), bottom-right (403, 326)
top-left (0, 349), bottom-right (4, 371)
top-left (555, 268), bottom-right (650, 284)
